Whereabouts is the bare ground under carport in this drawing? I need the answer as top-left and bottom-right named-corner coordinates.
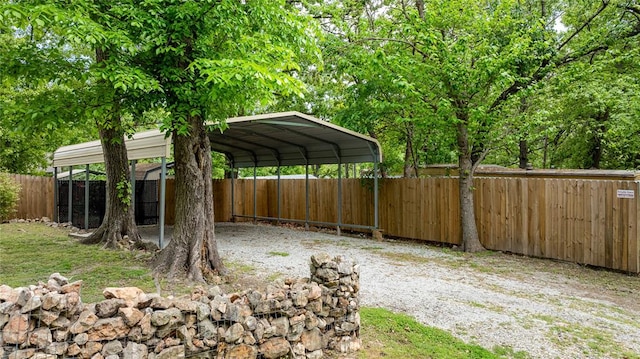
top-left (140, 222), bottom-right (640, 358)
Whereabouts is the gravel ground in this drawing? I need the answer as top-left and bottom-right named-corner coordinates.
top-left (146, 222), bottom-right (640, 358)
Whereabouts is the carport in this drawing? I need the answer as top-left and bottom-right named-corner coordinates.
top-left (208, 111), bottom-right (382, 235)
top-left (52, 112), bottom-right (382, 246)
top-left (52, 129), bottom-right (172, 244)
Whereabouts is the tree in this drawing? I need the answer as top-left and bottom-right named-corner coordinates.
top-left (135, 0), bottom-right (319, 280)
top-left (0, 2), bottom-right (159, 247)
top-left (304, 0), bottom-right (640, 251)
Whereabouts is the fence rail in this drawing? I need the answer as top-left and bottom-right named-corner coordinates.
top-left (9, 174), bottom-right (640, 273)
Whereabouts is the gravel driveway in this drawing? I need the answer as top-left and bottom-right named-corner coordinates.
top-left (151, 222), bottom-right (640, 358)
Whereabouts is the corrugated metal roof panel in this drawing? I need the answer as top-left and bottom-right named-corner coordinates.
top-left (53, 129), bottom-right (170, 167)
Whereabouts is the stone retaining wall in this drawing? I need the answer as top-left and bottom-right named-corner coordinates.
top-left (0, 254), bottom-right (360, 359)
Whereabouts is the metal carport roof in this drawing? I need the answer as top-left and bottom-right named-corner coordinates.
top-left (52, 129), bottom-right (171, 167)
top-left (208, 111), bottom-right (382, 168)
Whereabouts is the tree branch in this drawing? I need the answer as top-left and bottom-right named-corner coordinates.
top-left (359, 37), bottom-right (429, 59)
top-left (557, 0), bottom-right (610, 51)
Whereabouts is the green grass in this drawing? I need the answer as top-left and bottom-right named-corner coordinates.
top-left (359, 307), bottom-right (509, 358)
top-left (0, 222), bottom-right (156, 303)
top-left (267, 251), bottom-right (290, 257)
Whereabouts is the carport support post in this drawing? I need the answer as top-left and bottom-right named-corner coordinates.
top-left (230, 162), bottom-right (235, 221)
top-left (53, 167), bottom-right (58, 222)
top-left (337, 160), bottom-right (342, 236)
top-left (68, 166), bottom-right (73, 224)
top-left (84, 164), bottom-right (89, 230)
top-left (305, 163), bottom-right (309, 230)
top-left (131, 160), bottom-right (136, 221)
top-left (277, 165), bottom-right (281, 224)
top-left (373, 156), bottom-right (382, 241)
top-left (159, 157), bottom-right (166, 249)
top-left (253, 166), bottom-right (257, 224)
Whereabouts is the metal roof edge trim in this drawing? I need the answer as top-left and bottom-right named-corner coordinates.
top-left (53, 129), bottom-right (171, 167)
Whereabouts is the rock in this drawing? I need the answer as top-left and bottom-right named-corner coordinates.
top-left (173, 299), bottom-right (197, 313)
top-left (51, 315), bottom-right (71, 329)
top-left (199, 319), bottom-right (217, 340)
top-left (20, 295), bottom-right (42, 313)
top-left (102, 340), bottom-right (124, 356)
top-left (225, 344), bottom-right (257, 359)
top-left (103, 287), bottom-right (145, 307)
top-left (87, 317), bottom-right (130, 341)
top-left (117, 306), bottom-right (144, 326)
top-left (310, 253), bottom-right (332, 267)
top-left (66, 343), bottom-right (81, 356)
top-left (243, 316), bottom-right (257, 331)
top-left (46, 342), bottom-right (68, 355)
top-left (336, 258), bottom-right (354, 275)
top-left (7, 348), bottom-right (36, 359)
top-left (96, 298), bottom-right (126, 318)
top-left (2, 313), bottom-right (29, 344)
top-left (53, 328), bottom-right (70, 342)
top-left (64, 292), bottom-right (82, 314)
top-left (224, 322), bottom-right (244, 343)
top-left (61, 280), bottom-right (83, 294)
top-left (307, 349), bottom-right (324, 359)
top-left (315, 268), bottom-right (339, 281)
top-left (49, 273), bottom-right (69, 286)
top-left (0, 301), bottom-right (15, 314)
top-left (29, 327), bottom-right (52, 348)
top-left (301, 328), bottom-right (324, 352)
top-left (75, 332), bottom-right (89, 345)
top-left (156, 345), bottom-right (185, 359)
top-left (32, 353), bottom-right (57, 359)
top-left (138, 313), bottom-right (155, 338)
top-left (14, 287), bottom-right (32, 307)
top-left (81, 341), bottom-right (103, 358)
top-left (307, 284), bottom-right (322, 300)
top-left (151, 309), bottom-right (173, 326)
top-left (70, 310), bottom-right (99, 334)
top-left (122, 342), bottom-right (148, 359)
top-left (270, 317), bottom-right (289, 337)
top-left (195, 302), bottom-right (211, 321)
top-left (0, 313), bottom-right (9, 327)
top-left (207, 286), bottom-right (222, 298)
top-left (37, 310), bottom-right (59, 326)
top-left (259, 337), bottom-right (290, 359)
top-left (0, 284), bottom-right (15, 301)
top-left (41, 292), bottom-right (63, 311)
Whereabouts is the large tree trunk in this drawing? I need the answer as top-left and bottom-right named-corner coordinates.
top-left (153, 115), bottom-right (225, 280)
top-left (456, 122), bottom-right (484, 252)
top-left (82, 124), bottom-right (141, 247)
top-left (81, 48), bottom-right (140, 248)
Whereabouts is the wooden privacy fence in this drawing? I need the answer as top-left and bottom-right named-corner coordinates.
top-left (7, 174), bottom-right (54, 220)
top-left (9, 174), bottom-right (640, 273)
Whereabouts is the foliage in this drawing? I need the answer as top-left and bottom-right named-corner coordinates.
top-left (0, 173), bottom-right (20, 221)
top-left (116, 175), bottom-right (132, 207)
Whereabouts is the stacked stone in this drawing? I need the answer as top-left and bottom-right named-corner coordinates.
top-left (0, 254), bottom-right (359, 359)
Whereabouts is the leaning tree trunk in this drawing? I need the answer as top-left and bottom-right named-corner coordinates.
top-left (153, 115), bottom-right (225, 281)
top-left (81, 47), bottom-right (140, 248)
top-left (456, 122), bottom-right (485, 252)
top-left (81, 123), bottom-right (141, 247)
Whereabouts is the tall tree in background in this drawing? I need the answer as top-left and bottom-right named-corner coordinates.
top-left (305, 0), bottom-right (640, 251)
top-left (139, 0), bottom-right (319, 280)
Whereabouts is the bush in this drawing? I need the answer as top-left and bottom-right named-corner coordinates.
top-left (0, 173), bottom-right (21, 221)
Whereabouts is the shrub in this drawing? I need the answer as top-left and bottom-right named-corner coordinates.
top-left (0, 173), bottom-right (21, 221)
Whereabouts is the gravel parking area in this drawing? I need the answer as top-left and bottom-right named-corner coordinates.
top-left (147, 222), bottom-right (640, 358)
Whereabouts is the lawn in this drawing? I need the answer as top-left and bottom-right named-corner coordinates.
top-left (0, 222), bottom-right (516, 358)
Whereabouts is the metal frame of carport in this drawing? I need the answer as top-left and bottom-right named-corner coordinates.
top-left (208, 112), bottom-right (382, 236)
top-left (52, 130), bottom-right (171, 248)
